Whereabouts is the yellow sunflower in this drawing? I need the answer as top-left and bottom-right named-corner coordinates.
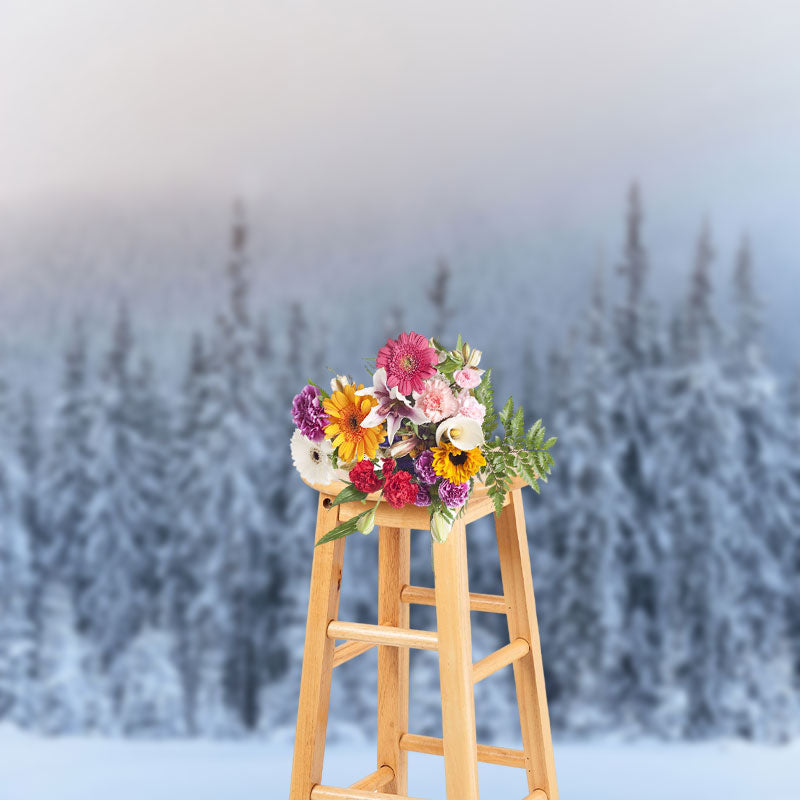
top-left (431, 442), bottom-right (486, 484)
top-left (323, 383), bottom-right (384, 462)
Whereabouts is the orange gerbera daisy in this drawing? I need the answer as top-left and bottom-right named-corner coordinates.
top-left (323, 383), bottom-right (384, 462)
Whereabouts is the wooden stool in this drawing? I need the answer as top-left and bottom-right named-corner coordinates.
top-left (289, 477), bottom-right (558, 800)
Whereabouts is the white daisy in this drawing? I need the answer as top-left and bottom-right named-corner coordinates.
top-left (290, 429), bottom-right (336, 485)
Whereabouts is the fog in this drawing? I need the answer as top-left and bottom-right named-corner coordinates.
top-left (1, 1), bottom-right (799, 376)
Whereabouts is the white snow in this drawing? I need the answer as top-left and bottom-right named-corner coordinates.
top-left (0, 729), bottom-right (798, 800)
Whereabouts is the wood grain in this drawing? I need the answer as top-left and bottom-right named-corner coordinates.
top-left (495, 489), bottom-right (559, 800)
top-left (377, 526), bottom-right (411, 794)
top-left (400, 585), bottom-right (507, 614)
top-left (433, 518), bottom-right (481, 799)
top-left (348, 765), bottom-right (394, 791)
top-left (399, 733), bottom-right (526, 769)
top-left (472, 638), bottom-right (530, 684)
top-left (327, 620), bottom-right (438, 651)
top-left (289, 496), bottom-right (346, 800)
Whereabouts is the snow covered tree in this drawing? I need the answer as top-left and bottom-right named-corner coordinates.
top-left (607, 183), bottom-right (666, 730)
top-left (35, 582), bottom-right (100, 734)
top-left (544, 269), bottom-right (631, 734)
top-left (0, 372), bottom-right (35, 727)
top-left (40, 318), bottom-right (94, 615)
top-left (722, 237), bottom-right (799, 739)
top-left (111, 627), bottom-right (186, 737)
top-left (79, 303), bottom-right (154, 666)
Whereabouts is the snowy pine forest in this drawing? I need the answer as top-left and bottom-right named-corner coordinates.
top-left (0, 185), bottom-right (799, 744)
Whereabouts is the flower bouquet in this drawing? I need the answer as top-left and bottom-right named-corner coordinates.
top-left (290, 332), bottom-right (556, 545)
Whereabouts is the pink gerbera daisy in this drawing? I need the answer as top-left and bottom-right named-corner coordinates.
top-left (376, 332), bottom-right (438, 395)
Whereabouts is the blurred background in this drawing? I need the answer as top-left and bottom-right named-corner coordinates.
top-left (1, 2), bottom-right (799, 798)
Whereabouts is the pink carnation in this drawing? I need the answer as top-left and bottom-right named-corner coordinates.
top-left (454, 367), bottom-right (482, 389)
top-left (416, 377), bottom-right (458, 423)
top-left (457, 392), bottom-right (486, 424)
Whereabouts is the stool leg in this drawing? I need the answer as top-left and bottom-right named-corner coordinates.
top-left (377, 526), bottom-right (410, 794)
top-left (495, 489), bottom-right (559, 800)
top-left (433, 519), bottom-right (480, 800)
top-left (289, 496), bottom-right (346, 800)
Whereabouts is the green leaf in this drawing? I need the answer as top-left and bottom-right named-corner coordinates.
top-left (315, 511), bottom-right (373, 546)
top-left (307, 380), bottom-right (330, 399)
top-left (331, 484), bottom-right (370, 506)
top-left (543, 436), bottom-right (557, 450)
top-left (474, 369), bottom-right (497, 440)
top-left (499, 397), bottom-right (514, 426)
top-left (511, 406), bottom-right (525, 441)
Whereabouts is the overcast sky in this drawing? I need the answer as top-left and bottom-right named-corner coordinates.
top-left (1, 1), bottom-right (799, 371)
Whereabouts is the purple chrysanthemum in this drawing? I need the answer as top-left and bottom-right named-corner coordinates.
top-left (414, 450), bottom-right (437, 485)
top-left (414, 484), bottom-right (432, 507)
top-left (292, 384), bottom-right (329, 442)
top-left (438, 479), bottom-right (470, 509)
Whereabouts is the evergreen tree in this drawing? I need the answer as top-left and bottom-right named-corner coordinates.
top-left (35, 582), bottom-right (98, 734)
top-left (111, 627), bottom-right (186, 737)
top-left (427, 257), bottom-right (453, 342)
top-left (723, 237), bottom-right (799, 739)
top-left (41, 318), bottom-right (93, 614)
top-left (608, 183), bottom-right (665, 730)
top-left (79, 303), bottom-right (152, 666)
top-left (545, 269), bottom-right (630, 733)
top-left (0, 372), bottom-right (35, 727)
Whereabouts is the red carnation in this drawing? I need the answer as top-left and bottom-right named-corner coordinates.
top-left (383, 470), bottom-right (418, 509)
top-left (381, 458), bottom-right (396, 478)
top-left (349, 459), bottom-right (383, 493)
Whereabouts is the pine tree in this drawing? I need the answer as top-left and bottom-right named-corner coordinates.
top-left (79, 303), bottom-right (152, 666)
top-left (608, 183), bottom-right (666, 730)
top-left (427, 257), bottom-right (453, 342)
top-left (111, 627), bottom-right (186, 737)
top-left (0, 372), bottom-right (35, 727)
top-left (41, 318), bottom-right (93, 616)
top-left (35, 582), bottom-right (98, 734)
top-left (545, 269), bottom-right (630, 734)
top-left (786, 365), bottom-right (800, 693)
top-left (175, 201), bottom-right (273, 732)
top-left (723, 237), bottom-right (799, 739)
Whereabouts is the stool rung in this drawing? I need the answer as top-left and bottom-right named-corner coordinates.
top-left (349, 765), bottom-right (394, 790)
top-left (332, 640), bottom-right (376, 668)
top-left (399, 733), bottom-right (526, 769)
top-left (524, 792), bottom-right (548, 800)
top-left (472, 637), bottom-right (530, 684)
top-left (327, 621), bottom-right (438, 651)
top-left (311, 786), bottom-right (429, 800)
top-left (400, 584), bottom-right (507, 614)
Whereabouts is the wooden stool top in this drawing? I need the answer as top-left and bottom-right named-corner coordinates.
top-left (302, 476), bottom-right (527, 531)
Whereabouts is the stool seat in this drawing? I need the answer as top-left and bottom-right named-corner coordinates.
top-left (301, 476), bottom-right (527, 530)
top-left (289, 481), bottom-right (559, 800)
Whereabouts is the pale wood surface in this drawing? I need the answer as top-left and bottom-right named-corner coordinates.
top-left (400, 584), bottom-right (507, 614)
top-left (305, 475), bottom-right (526, 530)
top-left (472, 637), bottom-right (530, 685)
top-left (332, 640), bottom-right (376, 668)
top-left (327, 620), bottom-right (438, 651)
top-left (399, 733), bottom-right (526, 769)
top-left (349, 765), bottom-right (395, 791)
top-left (311, 786), bottom-right (428, 800)
top-left (432, 518), bottom-right (481, 800)
top-left (289, 496), bottom-right (346, 800)
top-left (290, 478), bottom-right (560, 800)
top-left (303, 475), bottom-right (526, 502)
top-left (377, 526), bottom-right (411, 795)
top-left (495, 489), bottom-right (559, 800)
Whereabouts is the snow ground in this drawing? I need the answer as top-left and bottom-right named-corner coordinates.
top-left (0, 729), bottom-right (798, 800)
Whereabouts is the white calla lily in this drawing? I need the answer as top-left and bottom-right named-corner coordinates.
top-left (435, 415), bottom-right (485, 450)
